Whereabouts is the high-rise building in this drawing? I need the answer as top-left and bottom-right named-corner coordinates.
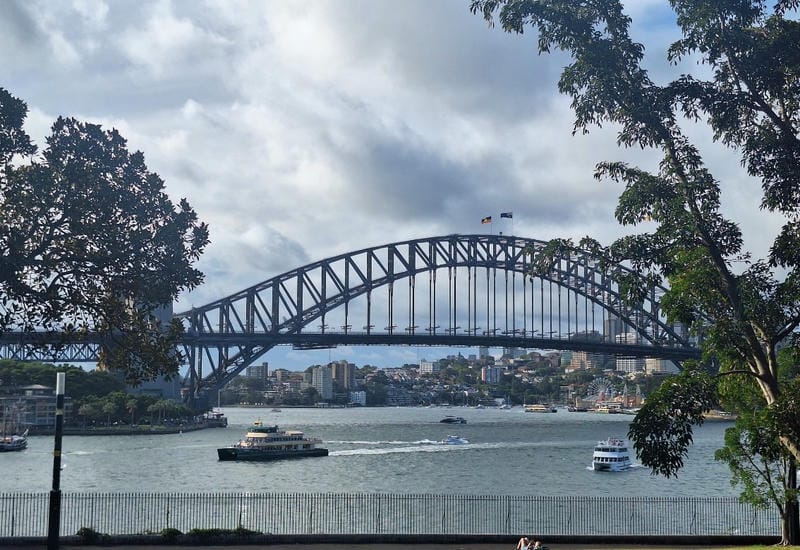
top-left (645, 357), bottom-right (679, 374)
top-left (330, 360), bottom-right (355, 389)
top-left (246, 362), bottom-right (269, 381)
top-left (312, 366), bottom-right (333, 400)
top-left (604, 314), bottom-right (622, 342)
top-left (615, 333), bottom-right (645, 373)
top-left (481, 366), bottom-right (503, 384)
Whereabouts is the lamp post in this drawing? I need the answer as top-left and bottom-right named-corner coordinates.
top-left (47, 372), bottom-right (65, 550)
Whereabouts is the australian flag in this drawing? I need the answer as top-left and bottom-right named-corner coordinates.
top-left (500, 212), bottom-right (513, 219)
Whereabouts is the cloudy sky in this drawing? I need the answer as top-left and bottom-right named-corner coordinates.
top-left (2, 0), bottom-right (782, 368)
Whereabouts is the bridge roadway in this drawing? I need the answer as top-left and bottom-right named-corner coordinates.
top-left (0, 329), bottom-right (701, 362)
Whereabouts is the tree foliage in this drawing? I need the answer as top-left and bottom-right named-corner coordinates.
top-left (0, 359), bottom-right (125, 400)
top-left (0, 88), bottom-right (209, 384)
top-left (471, 1), bottom-right (800, 541)
top-left (471, 0), bottom-right (800, 461)
top-left (713, 348), bottom-right (800, 541)
top-left (629, 365), bottom-right (718, 477)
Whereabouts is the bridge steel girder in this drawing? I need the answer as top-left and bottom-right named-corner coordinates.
top-left (174, 234), bottom-right (696, 401)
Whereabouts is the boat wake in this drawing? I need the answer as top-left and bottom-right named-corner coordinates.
top-left (326, 439), bottom-right (440, 445)
top-left (328, 440), bottom-right (525, 456)
top-left (330, 444), bottom-right (478, 456)
top-left (585, 463), bottom-right (643, 471)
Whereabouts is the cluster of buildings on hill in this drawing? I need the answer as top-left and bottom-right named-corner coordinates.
top-left (225, 341), bottom-right (680, 407)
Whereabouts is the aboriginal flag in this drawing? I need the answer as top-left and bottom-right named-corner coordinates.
top-left (481, 216), bottom-right (492, 224)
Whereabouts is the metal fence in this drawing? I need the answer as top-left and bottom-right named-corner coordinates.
top-left (0, 492), bottom-right (779, 538)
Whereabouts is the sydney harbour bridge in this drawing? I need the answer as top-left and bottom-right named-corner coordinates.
top-left (0, 234), bottom-right (699, 404)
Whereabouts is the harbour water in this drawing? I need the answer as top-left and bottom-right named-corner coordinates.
top-left (2, 406), bottom-right (738, 498)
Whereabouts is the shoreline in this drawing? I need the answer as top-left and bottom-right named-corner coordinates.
top-left (28, 423), bottom-right (226, 437)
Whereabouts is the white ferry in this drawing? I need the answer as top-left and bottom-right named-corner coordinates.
top-left (591, 437), bottom-right (632, 471)
top-left (217, 420), bottom-right (328, 461)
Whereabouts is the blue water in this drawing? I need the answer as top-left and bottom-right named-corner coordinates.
top-left (1, 406), bottom-right (737, 497)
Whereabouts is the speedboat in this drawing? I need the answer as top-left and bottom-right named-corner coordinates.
top-left (591, 437), bottom-right (632, 471)
top-left (217, 420), bottom-right (328, 461)
top-left (439, 415), bottom-right (467, 424)
top-left (440, 435), bottom-right (469, 445)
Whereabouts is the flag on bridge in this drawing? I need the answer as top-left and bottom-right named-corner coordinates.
top-left (500, 212), bottom-right (513, 219)
top-left (481, 216), bottom-right (492, 224)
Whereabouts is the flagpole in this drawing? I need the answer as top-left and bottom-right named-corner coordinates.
top-left (500, 212), bottom-right (514, 236)
top-left (481, 216), bottom-right (493, 234)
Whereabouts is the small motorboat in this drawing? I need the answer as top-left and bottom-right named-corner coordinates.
top-left (440, 435), bottom-right (469, 445)
top-left (439, 415), bottom-right (467, 424)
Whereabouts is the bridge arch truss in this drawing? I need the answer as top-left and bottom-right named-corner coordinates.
top-left (176, 234), bottom-right (694, 400)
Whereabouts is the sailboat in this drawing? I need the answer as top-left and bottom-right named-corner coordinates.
top-left (0, 404), bottom-right (28, 452)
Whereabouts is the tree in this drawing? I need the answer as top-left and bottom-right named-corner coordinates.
top-left (471, 1), bottom-right (800, 542)
top-left (716, 405), bottom-right (798, 539)
top-left (126, 398), bottom-right (138, 426)
top-left (713, 348), bottom-right (800, 541)
top-left (77, 403), bottom-right (98, 428)
top-left (0, 88), bottom-right (209, 385)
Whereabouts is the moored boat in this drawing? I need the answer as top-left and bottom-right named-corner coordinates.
top-left (591, 437), bottom-right (632, 472)
top-left (217, 421), bottom-right (328, 461)
top-left (591, 404), bottom-right (621, 414)
top-left (524, 404), bottom-right (557, 413)
top-left (0, 429), bottom-right (28, 452)
top-left (0, 403), bottom-right (28, 452)
top-left (203, 410), bottom-right (228, 428)
top-left (439, 415), bottom-right (467, 424)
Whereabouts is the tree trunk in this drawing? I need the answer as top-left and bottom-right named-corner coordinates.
top-left (781, 462), bottom-right (799, 545)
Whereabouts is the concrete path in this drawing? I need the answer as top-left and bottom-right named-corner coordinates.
top-left (0, 544), bottom-right (750, 550)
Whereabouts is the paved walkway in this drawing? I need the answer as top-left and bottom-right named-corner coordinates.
top-left (1, 544), bottom-right (750, 550)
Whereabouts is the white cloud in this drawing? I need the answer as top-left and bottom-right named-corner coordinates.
top-left (118, 0), bottom-right (230, 78)
top-left (5, 0), bottom-right (789, 368)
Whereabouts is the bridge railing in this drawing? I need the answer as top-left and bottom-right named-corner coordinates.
top-left (0, 492), bottom-right (777, 537)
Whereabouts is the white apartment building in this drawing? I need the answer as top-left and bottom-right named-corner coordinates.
top-left (419, 359), bottom-right (440, 375)
top-left (349, 390), bottom-right (367, 406)
top-left (312, 365), bottom-right (333, 400)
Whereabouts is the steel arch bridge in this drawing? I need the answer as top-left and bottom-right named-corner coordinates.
top-left (176, 234), bottom-right (696, 400)
top-left (0, 234), bottom-right (699, 402)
